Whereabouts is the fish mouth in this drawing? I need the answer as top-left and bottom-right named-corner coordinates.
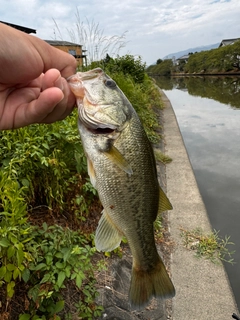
top-left (88, 127), bottom-right (116, 135)
top-left (79, 116), bottom-right (117, 135)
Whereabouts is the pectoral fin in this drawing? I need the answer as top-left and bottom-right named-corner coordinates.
top-left (103, 145), bottom-right (133, 175)
top-left (87, 157), bottom-right (96, 188)
top-left (95, 209), bottom-right (123, 252)
top-left (158, 187), bottom-right (173, 212)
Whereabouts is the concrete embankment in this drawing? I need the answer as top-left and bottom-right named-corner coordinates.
top-left (161, 89), bottom-right (239, 319)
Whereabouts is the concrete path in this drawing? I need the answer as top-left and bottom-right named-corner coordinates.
top-left (161, 89), bottom-right (239, 320)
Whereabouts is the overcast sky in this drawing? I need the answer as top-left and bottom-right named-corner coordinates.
top-left (1, 0), bottom-right (240, 65)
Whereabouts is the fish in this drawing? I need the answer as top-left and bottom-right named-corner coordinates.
top-left (68, 68), bottom-right (175, 309)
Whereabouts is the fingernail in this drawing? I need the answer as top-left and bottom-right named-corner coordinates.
top-left (54, 76), bottom-right (64, 91)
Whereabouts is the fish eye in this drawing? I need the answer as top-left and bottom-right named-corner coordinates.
top-left (104, 79), bottom-right (117, 88)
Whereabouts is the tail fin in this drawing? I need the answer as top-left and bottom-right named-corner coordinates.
top-left (129, 258), bottom-right (175, 309)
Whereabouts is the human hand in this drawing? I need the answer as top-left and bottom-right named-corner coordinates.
top-left (0, 23), bottom-right (77, 130)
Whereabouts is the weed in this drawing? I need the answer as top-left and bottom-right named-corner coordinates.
top-left (180, 227), bottom-right (235, 264)
top-left (154, 149), bottom-right (172, 164)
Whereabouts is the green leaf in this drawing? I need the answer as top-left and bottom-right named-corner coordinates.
top-left (76, 273), bottom-right (82, 289)
top-left (7, 287), bottom-right (15, 298)
top-left (7, 246), bottom-right (15, 259)
top-left (19, 314), bottom-right (31, 320)
top-left (17, 249), bottom-right (24, 266)
top-left (55, 261), bottom-right (65, 269)
top-left (13, 267), bottom-right (20, 280)
top-left (21, 178), bottom-right (30, 187)
top-left (0, 266), bottom-right (7, 279)
top-left (32, 315), bottom-right (45, 320)
top-left (6, 264), bottom-right (15, 271)
top-left (4, 269), bottom-right (12, 282)
top-left (10, 236), bottom-right (18, 244)
top-left (7, 281), bottom-right (15, 298)
top-left (70, 272), bottom-right (76, 280)
top-left (0, 238), bottom-right (10, 247)
top-left (55, 252), bottom-right (63, 259)
top-left (28, 284), bottom-right (40, 302)
top-left (57, 271), bottom-right (66, 288)
top-left (42, 143), bottom-right (50, 150)
top-left (42, 222), bottom-right (48, 231)
top-left (62, 248), bottom-right (71, 262)
top-left (22, 268), bottom-right (30, 283)
top-left (34, 263), bottom-right (47, 271)
top-left (65, 266), bottom-right (71, 278)
top-left (40, 273), bottom-right (51, 284)
top-left (45, 255), bottom-right (53, 265)
top-left (54, 300), bottom-right (64, 313)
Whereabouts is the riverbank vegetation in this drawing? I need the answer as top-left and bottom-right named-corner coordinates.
top-left (147, 40), bottom-right (240, 75)
top-left (147, 59), bottom-right (173, 76)
top-left (180, 227), bottom-right (235, 264)
top-left (184, 40), bottom-right (240, 74)
top-left (0, 55), bottom-right (164, 320)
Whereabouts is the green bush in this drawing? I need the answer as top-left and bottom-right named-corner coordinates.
top-left (108, 71), bottom-right (162, 143)
top-left (146, 59), bottom-right (173, 76)
top-left (20, 223), bottom-right (101, 320)
top-left (0, 112), bottom-right (88, 210)
top-left (103, 54), bottom-right (146, 83)
top-left (0, 171), bottom-right (31, 298)
top-left (0, 170), bottom-right (102, 319)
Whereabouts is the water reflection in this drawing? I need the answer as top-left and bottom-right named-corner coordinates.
top-left (157, 78), bottom-right (240, 310)
top-left (154, 76), bottom-right (240, 108)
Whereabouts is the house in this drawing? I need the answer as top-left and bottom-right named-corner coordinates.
top-left (219, 38), bottom-right (240, 47)
top-left (0, 20), bottom-right (36, 34)
top-left (176, 54), bottom-right (190, 65)
top-left (0, 21), bottom-right (87, 66)
top-left (44, 40), bottom-right (87, 67)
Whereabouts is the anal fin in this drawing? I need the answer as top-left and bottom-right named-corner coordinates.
top-left (95, 209), bottom-right (123, 252)
top-left (158, 186), bottom-right (173, 212)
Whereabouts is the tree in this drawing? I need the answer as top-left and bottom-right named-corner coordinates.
top-left (157, 58), bottom-right (163, 65)
top-left (146, 59), bottom-right (173, 76)
top-left (105, 54), bottom-right (146, 83)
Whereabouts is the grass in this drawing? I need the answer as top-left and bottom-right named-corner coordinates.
top-left (154, 149), bottom-right (172, 164)
top-left (180, 227), bottom-right (235, 264)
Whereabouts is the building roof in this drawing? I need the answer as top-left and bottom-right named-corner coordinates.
top-left (0, 21), bottom-right (36, 34)
top-left (219, 38), bottom-right (240, 47)
top-left (177, 54), bottom-right (190, 60)
top-left (44, 40), bottom-right (82, 47)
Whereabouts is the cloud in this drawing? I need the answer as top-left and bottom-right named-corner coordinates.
top-left (1, 0), bottom-right (240, 64)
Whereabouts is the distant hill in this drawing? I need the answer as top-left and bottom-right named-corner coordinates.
top-left (162, 43), bottom-right (219, 60)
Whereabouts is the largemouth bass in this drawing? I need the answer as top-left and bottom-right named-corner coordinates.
top-left (68, 68), bottom-right (175, 308)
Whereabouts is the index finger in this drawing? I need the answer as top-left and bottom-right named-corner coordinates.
top-left (29, 36), bottom-right (78, 78)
